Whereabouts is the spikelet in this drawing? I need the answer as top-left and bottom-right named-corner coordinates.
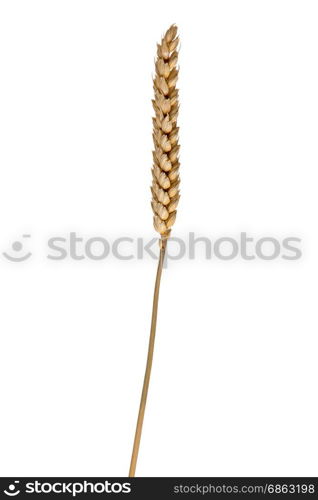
top-left (152, 25), bottom-right (180, 239)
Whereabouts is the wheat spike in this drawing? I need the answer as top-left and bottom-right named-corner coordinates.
top-left (152, 24), bottom-right (180, 240)
top-left (129, 25), bottom-right (180, 477)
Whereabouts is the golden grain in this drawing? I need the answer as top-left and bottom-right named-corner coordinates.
top-left (151, 25), bottom-right (180, 238)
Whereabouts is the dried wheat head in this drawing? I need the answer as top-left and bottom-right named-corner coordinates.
top-left (151, 25), bottom-right (180, 240)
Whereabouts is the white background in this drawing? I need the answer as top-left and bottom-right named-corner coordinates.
top-left (0, 0), bottom-right (317, 477)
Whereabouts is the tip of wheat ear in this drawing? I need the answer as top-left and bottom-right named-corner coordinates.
top-left (152, 25), bottom-right (180, 240)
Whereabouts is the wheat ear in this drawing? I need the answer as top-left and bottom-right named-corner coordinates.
top-left (129, 24), bottom-right (180, 477)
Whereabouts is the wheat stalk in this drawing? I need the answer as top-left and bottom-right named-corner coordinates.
top-left (129, 24), bottom-right (180, 477)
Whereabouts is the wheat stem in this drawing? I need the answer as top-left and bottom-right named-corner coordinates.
top-left (129, 239), bottom-right (167, 477)
top-left (129, 24), bottom-right (179, 477)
